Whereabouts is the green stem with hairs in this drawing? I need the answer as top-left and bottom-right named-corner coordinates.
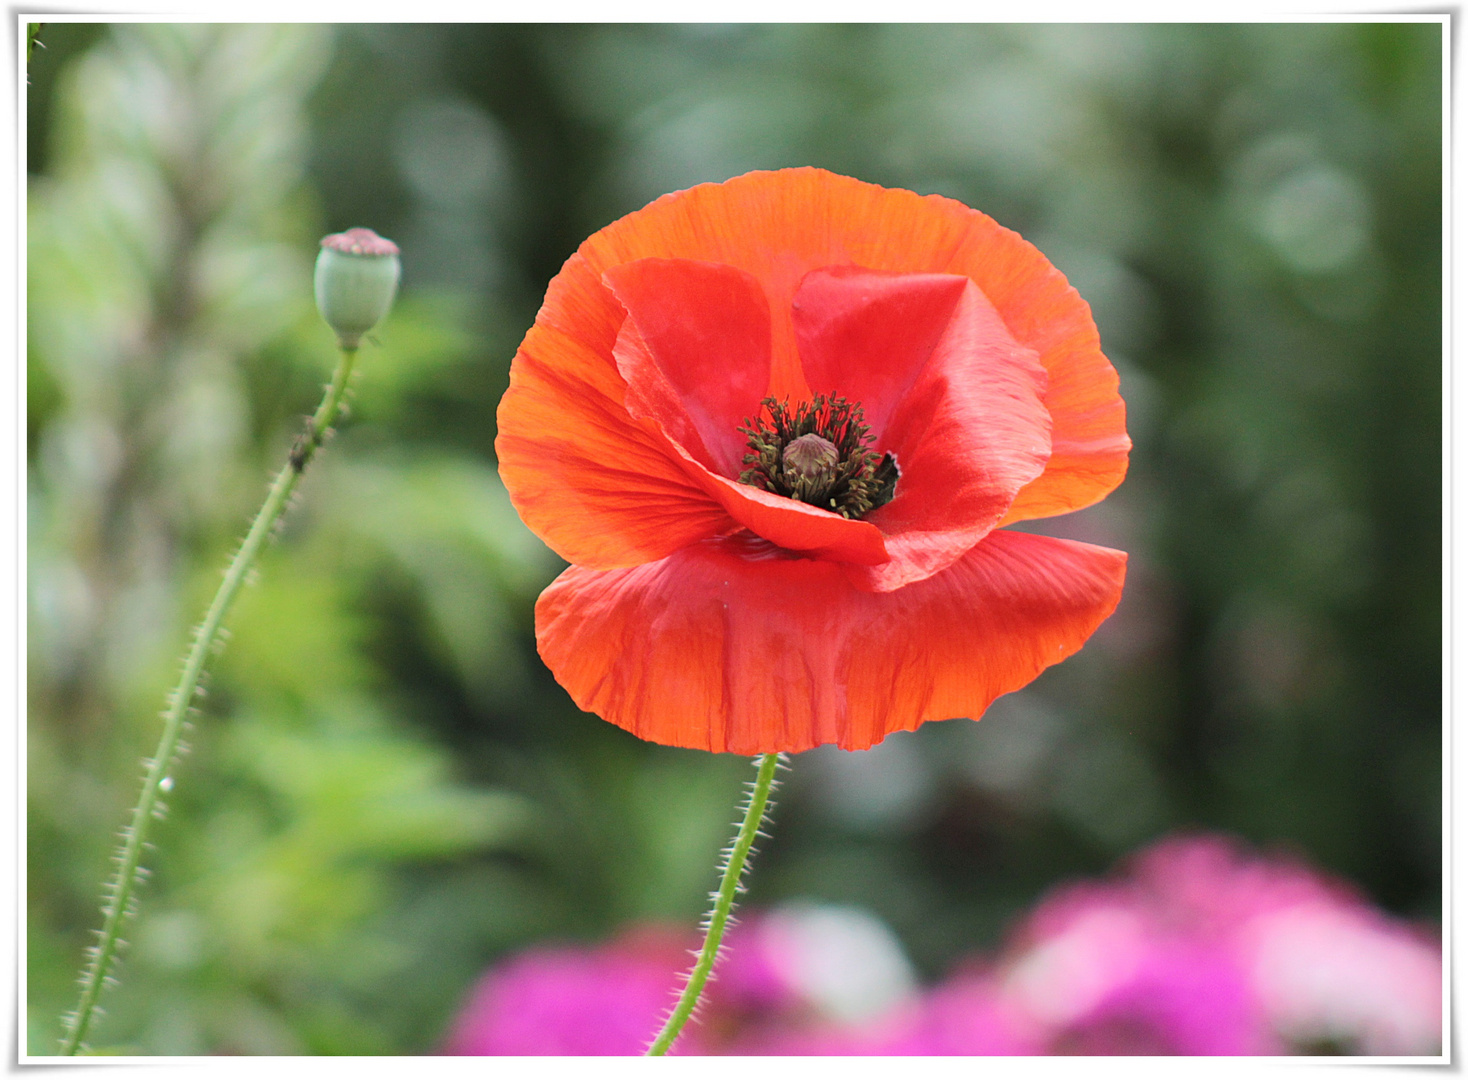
top-left (60, 345), bottom-right (360, 1055)
top-left (646, 751), bottom-right (783, 1056)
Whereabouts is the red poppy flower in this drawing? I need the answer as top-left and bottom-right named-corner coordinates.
top-left (497, 168), bottom-right (1129, 754)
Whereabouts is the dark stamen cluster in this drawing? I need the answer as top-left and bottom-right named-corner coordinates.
top-left (738, 394), bottom-right (899, 519)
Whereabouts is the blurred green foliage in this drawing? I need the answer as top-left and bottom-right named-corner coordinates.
top-left (27, 22), bottom-right (1440, 1055)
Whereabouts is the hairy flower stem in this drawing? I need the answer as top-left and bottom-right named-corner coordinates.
top-left (60, 345), bottom-right (360, 1055)
top-left (645, 752), bottom-right (784, 1056)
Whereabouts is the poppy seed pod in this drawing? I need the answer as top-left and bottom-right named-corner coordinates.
top-left (782, 433), bottom-right (840, 480)
top-left (314, 228), bottom-right (401, 348)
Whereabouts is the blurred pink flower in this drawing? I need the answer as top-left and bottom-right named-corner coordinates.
top-left (1243, 884), bottom-right (1442, 1054)
top-left (439, 925), bottom-right (705, 1056)
top-left (441, 834), bottom-right (1439, 1057)
top-left (739, 973), bottom-right (1039, 1055)
top-left (995, 834), bottom-right (1441, 1055)
top-left (996, 880), bottom-right (1277, 1054)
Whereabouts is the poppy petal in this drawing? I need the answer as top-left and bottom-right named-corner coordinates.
top-left (535, 529), bottom-right (1126, 754)
top-left (793, 266), bottom-right (970, 439)
top-left (602, 284), bottom-right (888, 566)
top-left (604, 258), bottom-right (771, 478)
top-left (938, 211), bottom-right (1131, 523)
top-left (792, 267), bottom-right (1052, 591)
top-left (496, 323), bottom-right (738, 568)
top-left (545, 169), bottom-right (1127, 523)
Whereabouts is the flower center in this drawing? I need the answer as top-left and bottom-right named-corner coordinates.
top-left (738, 394), bottom-right (899, 519)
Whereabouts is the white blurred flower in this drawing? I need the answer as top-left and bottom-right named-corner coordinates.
top-left (754, 901), bottom-right (919, 1025)
top-left (1246, 901), bottom-right (1442, 1055)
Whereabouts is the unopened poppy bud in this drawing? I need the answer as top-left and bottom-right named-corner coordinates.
top-left (314, 228), bottom-right (401, 348)
top-left (783, 433), bottom-right (840, 480)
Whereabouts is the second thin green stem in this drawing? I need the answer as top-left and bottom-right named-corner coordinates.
top-left (645, 751), bottom-right (783, 1056)
top-left (60, 346), bottom-right (359, 1055)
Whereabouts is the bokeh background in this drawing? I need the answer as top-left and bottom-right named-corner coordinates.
top-left (26, 23), bottom-right (1441, 1055)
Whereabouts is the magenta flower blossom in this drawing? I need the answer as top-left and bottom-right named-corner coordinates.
top-left (995, 878), bottom-right (1278, 1054)
top-left (441, 834), bottom-right (1439, 1057)
top-left (439, 927), bottom-right (706, 1056)
top-left (739, 973), bottom-right (1039, 1056)
top-left (995, 834), bottom-right (1441, 1056)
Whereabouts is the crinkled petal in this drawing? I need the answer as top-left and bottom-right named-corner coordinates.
top-left (937, 211), bottom-right (1131, 524)
top-left (495, 323), bottom-right (737, 568)
top-left (606, 285), bottom-right (888, 566)
top-left (535, 529), bottom-right (1127, 754)
top-left (792, 267), bottom-right (1052, 591)
top-left (794, 266), bottom-right (971, 439)
top-left (605, 258), bottom-right (771, 477)
top-left (672, 445), bottom-right (889, 565)
top-left (536, 168), bottom-right (1127, 525)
